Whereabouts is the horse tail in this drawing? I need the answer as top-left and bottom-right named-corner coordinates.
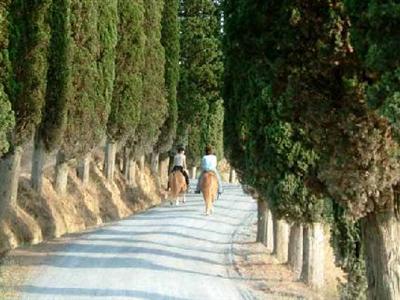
top-left (169, 171), bottom-right (186, 198)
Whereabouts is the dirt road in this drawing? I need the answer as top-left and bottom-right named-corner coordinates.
top-left (13, 183), bottom-right (257, 300)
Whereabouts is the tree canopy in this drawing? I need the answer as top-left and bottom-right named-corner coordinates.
top-left (7, 0), bottom-right (51, 148)
top-left (59, 0), bottom-right (118, 159)
top-left (134, 0), bottom-right (167, 157)
top-left (0, 0), bottom-right (15, 156)
top-left (107, 0), bottom-right (145, 145)
top-left (154, 0), bottom-right (180, 155)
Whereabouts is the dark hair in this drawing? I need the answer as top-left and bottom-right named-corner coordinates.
top-left (205, 145), bottom-right (212, 155)
top-left (177, 146), bottom-right (184, 153)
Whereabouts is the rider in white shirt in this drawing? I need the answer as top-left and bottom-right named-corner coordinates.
top-left (195, 145), bottom-right (223, 194)
top-left (168, 147), bottom-right (189, 190)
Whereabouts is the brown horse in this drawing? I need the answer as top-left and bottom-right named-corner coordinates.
top-left (201, 171), bottom-right (218, 215)
top-left (165, 170), bottom-right (187, 205)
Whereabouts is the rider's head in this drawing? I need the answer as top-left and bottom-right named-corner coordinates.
top-left (205, 145), bottom-right (213, 155)
top-left (177, 146), bottom-right (185, 154)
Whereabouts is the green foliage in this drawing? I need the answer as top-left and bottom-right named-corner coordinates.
top-left (223, 1), bottom-right (329, 223)
top-left (8, 0), bottom-right (51, 146)
top-left (206, 99), bottom-right (224, 160)
top-left (331, 203), bottom-right (367, 299)
top-left (224, 0), bottom-right (400, 297)
top-left (178, 0), bottom-right (224, 165)
top-left (96, 0), bottom-right (118, 136)
top-left (154, 0), bottom-right (180, 155)
top-left (107, 0), bottom-right (145, 144)
top-left (135, 0), bottom-right (167, 156)
top-left (39, 0), bottom-right (71, 151)
top-left (61, 0), bottom-right (117, 158)
top-left (0, 0), bottom-right (14, 156)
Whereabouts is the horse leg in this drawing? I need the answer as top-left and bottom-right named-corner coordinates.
top-left (206, 198), bottom-right (211, 216)
top-left (182, 194), bottom-right (186, 203)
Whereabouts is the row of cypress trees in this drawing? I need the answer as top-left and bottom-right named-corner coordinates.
top-left (223, 1), bottom-right (399, 299)
top-left (0, 0), bottom-right (190, 220)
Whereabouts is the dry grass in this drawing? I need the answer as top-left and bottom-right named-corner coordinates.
top-left (0, 153), bottom-right (163, 256)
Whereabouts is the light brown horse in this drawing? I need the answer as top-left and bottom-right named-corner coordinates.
top-left (201, 171), bottom-right (218, 215)
top-left (165, 170), bottom-right (187, 205)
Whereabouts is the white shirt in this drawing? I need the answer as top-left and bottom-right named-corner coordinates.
top-left (174, 153), bottom-right (186, 168)
top-left (201, 154), bottom-right (217, 171)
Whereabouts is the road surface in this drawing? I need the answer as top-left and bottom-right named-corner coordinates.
top-left (16, 183), bottom-right (257, 300)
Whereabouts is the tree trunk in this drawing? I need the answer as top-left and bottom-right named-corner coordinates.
top-left (122, 147), bottom-right (130, 180)
top-left (31, 133), bottom-right (46, 193)
top-left (0, 146), bottom-right (23, 218)
top-left (139, 155), bottom-right (145, 172)
top-left (229, 168), bottom-right (236, 183)
top-left (138, 155), bottom-right (145, 182)
top-left (257, 199), bottom-right (268, 244)
top-left (159, 156), bottom-right (170, 187)
top-left (361, 212), bottom-right (400, 300)
top-left (288, 223), bottom-right (303, 279)
top-left (151, 152), bottom-right (159, 175)
top-left (273, 217), bottom-right (289, 263)
top-left (301, 222), bottom-right (325, 290)
top-left (55, 151), bottom-right (69, 195)
top-left (77, 154), bottom-right (90, 184)
top-left (266, 209), bottom-right (274, 252)
top-left (191, 166), bottom-right (197, 180)
top-left (127, 160), bottom-right (137, 187)
top-left (104, 142), bottom-right (116, 181)
top-left (117, 152), bottom-right (124, 172)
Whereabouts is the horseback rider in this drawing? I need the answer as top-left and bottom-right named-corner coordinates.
top-left (169, 146), bottom-right (189, 189)
top-left (195, 145), bottom-right (223, 195)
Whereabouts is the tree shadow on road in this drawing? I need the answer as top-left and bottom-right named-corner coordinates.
top-left (117, 223), bottom-right (230, 236)
top-left (79, 237), bottom-right (225, 255)
top-left (20, 242), bottom-right (225, 266)
top-left (20, 285), bottom-right (192, 300)
top-left (89, 228), bottom-right (230, 245)
top-left (11, 253), bottom-right (230, 279)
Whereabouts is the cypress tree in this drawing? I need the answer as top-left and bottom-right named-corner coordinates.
top-left (0, 0), bottom-right (50, 211)
top-left (338, 1), bottom-right (400, 298)
top-left (135, 0), bottom-right (166, 157)
top-left (83, 0), bottom-right (117, 183)
top-left (31, 0), bottom-right (72, 191)
top-left (0, 0), bottom-right (14, 158)
top-left (7, 0), bottom-right (51, 146)
top-left (178, 0), bottom-right (223, 166)
top-left (153, 0), bottom-right (180, 157)
top-left (105, 0), bottom-right (145, 181)
top-left (53, 0), bottom-right (117, 191)
top-left (61, 0), bottom-right (102, 158)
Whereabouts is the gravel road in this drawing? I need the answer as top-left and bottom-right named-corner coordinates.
top-left (16, 183), bottom-right (257, 300)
